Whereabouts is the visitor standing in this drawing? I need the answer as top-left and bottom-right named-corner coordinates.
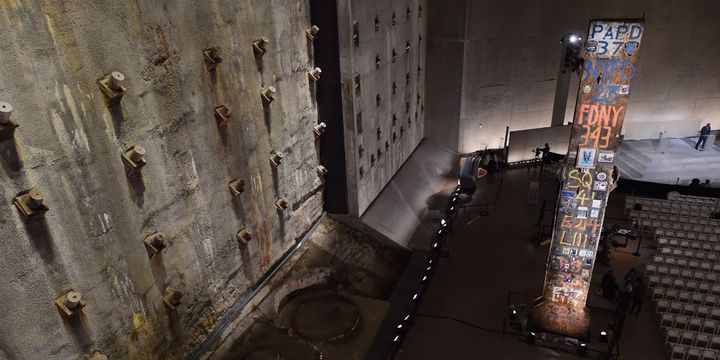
top-left (695, 123), bottom-right (711, 150)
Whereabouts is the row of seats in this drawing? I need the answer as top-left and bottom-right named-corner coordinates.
top-left (656, 230), bottom-right (720, 242)
top-left (649, 276), bottom-right (720, 295)
top-left (668, 193), bottom-right (720, 206)
top-left (668, 343), bottom-right (718, 360)
top-left (657, 238), bottom-right (720, 252)
top-left (657, 301), bottom-right (720, 319)
top-left (647, 265), bottom-right (720, 282)
top-left (653, 288), bottom-right (720, 307)
top-left (652, 256), bottom-right (720, 272)
top-left (626, 195), bottom-right (718, 210)
top-left (631, 211), bottom-right (719, 228)
top-left (658, 247), bottom-right (720, 263)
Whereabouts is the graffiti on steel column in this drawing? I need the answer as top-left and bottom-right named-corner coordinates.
top-left (537, 20), bottom-right (643, 338)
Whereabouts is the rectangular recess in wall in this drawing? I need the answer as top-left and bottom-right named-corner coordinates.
top-left (311, 0), bottom-right (348, 213)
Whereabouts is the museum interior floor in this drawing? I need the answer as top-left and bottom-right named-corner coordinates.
top-left (390, 166), bottom-right (667, 359)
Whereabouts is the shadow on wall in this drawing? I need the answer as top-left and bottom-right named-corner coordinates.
top-left (0, 139), bottom-right (22, 173)
top-left (25, 219), bottom-right (55, 263)
top-left (60, 312), bottom-right (93, 355)
top-left (126, 172), bottom-right (146, 208)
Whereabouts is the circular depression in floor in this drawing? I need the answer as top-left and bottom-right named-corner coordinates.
top-left (279, 287), bottom-right (361, 341)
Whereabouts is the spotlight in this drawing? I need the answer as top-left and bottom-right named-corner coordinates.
top-left (507, 306), bottom-right (518, 322)
top-left (569, 35), bottom-right (579, 43)
top-left (526, 331), bottom-right (536, 344)
top-left (599, 330), bottom-right (608, 343)
top-left (441, 219), bottom-right (447, 226)
top-left (578, 342), bottom-right (588, 356)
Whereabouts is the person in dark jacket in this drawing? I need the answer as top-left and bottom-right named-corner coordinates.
top-left (630, 277), bottom-right (646, 315)
top-left (695, 123), bottom-right (711, 150)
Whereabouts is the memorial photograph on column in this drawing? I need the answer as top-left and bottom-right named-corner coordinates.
top-left (530, 20), bottom-right (644, 339)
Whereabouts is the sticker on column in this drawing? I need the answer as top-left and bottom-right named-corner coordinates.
top-left (586, 40), bottom-right (598, 53)
top-left (624, 41), bottom-right (639, 56)
top-left (577, 206), bottom-right (589, 219)
top-left (593, 181), bottom-right (608, 191)
top-left (597, 151), bottom-right (615, 163)
top-left (576, 147), bottom-right (597, 169)
top-left (597, 172), bottom-right (607, 181)
top-left (590, 209), bottom-right (600, 218)
top-left (592, 199), bottom-right (602, 208)
top-left (618, 85), bottom-right (630, 95)
top-left (583, 85), bottom-right (592, 94)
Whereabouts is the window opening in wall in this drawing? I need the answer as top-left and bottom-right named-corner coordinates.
top-left (400, 125), bottom-right (405, 136)
top-left (375, 16), bottom-right (380, 31)
top-left (415, 111), bottom-right (418, 122)
top-left (419, 34), bottom-right (423, 44)
top-left (359, 166), bottom-right (364, 179)
top-left (392, 82), bottom-right (397, 95)
top-left (392, 114), bottom-right (397, 126)
top-left (354, 75), bottom-right (361, 95)
top-left (419, 4), bottom-right (423, 18)
top-left (371, 154), bottom-right (376, 167)
top-left (405, 101), bottom-right (410, 113)
top-left (408, 116), bottom-right (412, 125)
top-left (385, 141), bottom-right (389, 151)
top-left (392, 12), bottom-right (397, 26)
top-left (375, 55), bottom-right (382, 69)
top-left (406, 6), bottom-right (411, 20)
top-left (406, 72), bottom-right (410, 85)
top-left (359, 145), bottom-right (364, 158)
top-left (392, 49), bottom-right (397, 63)
top-left (353, 21), bottom-right (359, 47)
top-left (405, 41), bottom-right (411, 53)
top-left (377, 148), bottom-right (382, 158)
top-left (377, 94), bottom-right (382, 107)
top-left (418, 66), bottom-right (422, 75)
top-left (377, 127), bottom-right (382, 140)
top-left (356, 112), bottom-right (363, 133)
top-left (417, 93), bottom-right (421, 104)
top-left (393, 132), bottom-right (397, 142)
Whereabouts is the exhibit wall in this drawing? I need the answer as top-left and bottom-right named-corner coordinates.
top-left (337, 0), bottom-right (427, 216)
top-left (425, 0), bottom-right (720, 153)
top-left (0, 1), bottom-right (324, 358)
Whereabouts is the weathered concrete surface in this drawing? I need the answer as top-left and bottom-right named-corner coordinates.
top-left (338, 0), bottom-right (428, 216)
top-left (208, 217), bottom-right (409, 359)
top-left (0, 1), bottom-right (323, 358)
top-left (426, 0), bottom-right (720, 153)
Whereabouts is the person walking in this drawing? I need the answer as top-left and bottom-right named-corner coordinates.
top-left (695, 123), bottom-right (711, 150)
top-left (630, 278), bottom-right (646, 316)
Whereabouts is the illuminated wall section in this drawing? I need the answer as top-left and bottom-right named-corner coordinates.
top-left (533, 20), bottom-right (644, 338)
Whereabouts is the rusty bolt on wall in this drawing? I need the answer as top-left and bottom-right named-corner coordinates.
top-left (308, 67), bottom-right (322, 82)
top-left (203, 47), bottom-right (222, 71)
top-left (0, 102), bottom-right (18, 140)
top-left (237, 228), bottom-right (253, 247)
top-left (269, 151), bottom-right (284, 168)
top-left (55, 290), bottom-right (86, 319)
top-left (98, 71), bottom-right (126, 107)
top-left (253, 37), bottom-right (270, 57)
top-left (122, 145), bottom-right (147, 176)
top-left (306, 25), bottom-right (320, 41)
top-left (144, 232), bottom-right (167, 258)
top-left (261, 86), bottom-right (277, 107)
top-left (163, 290), bottom-right (183, 311)
top-left (275, 197), bottom-right (289, 211)
top-left (228, 178), bottom-right (245, 197)
top-left (13, 187), bottom-right (49, 221)
top-left (214, 105), bottom-right (232, 128)
top-left (313, 122), bottom-right (327, 136)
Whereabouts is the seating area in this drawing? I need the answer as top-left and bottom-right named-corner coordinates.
top-left (627, 194), bottom-right (720, 359)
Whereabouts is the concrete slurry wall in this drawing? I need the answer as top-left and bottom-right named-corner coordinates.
top-left (338, 0), bottom-right (427, 216)
top-left (0, 1), bottom-right (323, 358)
top-left (426, 0), bottom-right (720, 153)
